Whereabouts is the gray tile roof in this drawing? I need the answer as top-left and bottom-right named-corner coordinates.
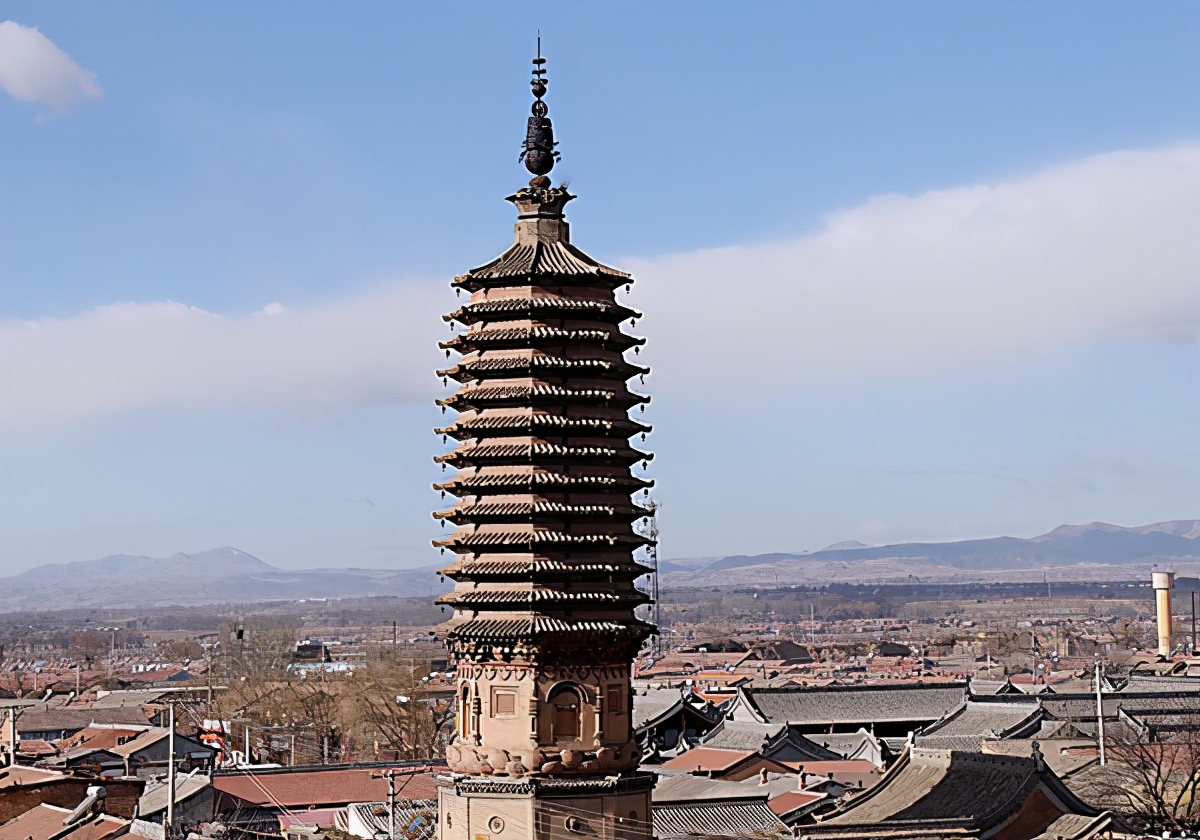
top-left (634, 687), bottom-right (686, 731)
top-left (740, 684), bottom-right (966, 726)
top-left (920, 700), bottom-right (1043, 739)
top-left (653, 800), bottom-right (788, 838)
top-left (803, 748), bottom-right (1092, 834)
top-left (653, 774), bottom-right (770, 803)
top-left (1041, 691), bottom-right (1200, 721)
top-left (700, 720), bottom-right (787, 751)
top-left (138, 772), bottom-right (210, 817)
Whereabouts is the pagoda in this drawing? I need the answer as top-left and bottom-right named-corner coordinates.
top-left (433, 46), bottom-right (657, 840)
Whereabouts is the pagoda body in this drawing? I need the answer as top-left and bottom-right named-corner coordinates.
top-left (433, 49), bottom-right (656, 840)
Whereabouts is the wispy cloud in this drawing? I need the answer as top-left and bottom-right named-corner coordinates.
top-left (1, 145), bottom-right (1197, 436)
top-left (627, 145), bottom-right (1200, 391)
top-left (0, 21), bottom-right (102, 112)
top-left (0, 288), bottom-right (445, 435)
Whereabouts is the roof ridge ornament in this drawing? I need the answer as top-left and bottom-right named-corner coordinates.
top-left (519, 35), bottom-right (560, 181)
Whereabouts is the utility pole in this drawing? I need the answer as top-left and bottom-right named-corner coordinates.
top-left (1095, 662), bottom-right (1106, 766)
top-left (6, 708), bottom-right (18, 767)
top-left (166, 703), bottom-right (176, 835)
top-left (1192, 591), bottom-right (1197, 653)
top-left (388, 771), bottom-right (396, 840)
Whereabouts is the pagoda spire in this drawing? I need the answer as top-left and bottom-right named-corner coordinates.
top-left (519, 35), bottom-right (560, 179)
top-left (432, 45), bottom-right (656, 811)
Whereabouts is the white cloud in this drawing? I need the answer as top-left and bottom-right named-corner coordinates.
top-left (0, 21), bottom-right (102, 111)
top-left (0, 285), bottom-right (446, 435)
top-left (624, 145), bottom-right (1200, 391)
top-left (1, 145), bottom-right (1197, 436)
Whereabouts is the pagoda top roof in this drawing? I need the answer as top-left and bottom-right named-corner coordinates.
top-left (454, 239), bottom-right (629, 290)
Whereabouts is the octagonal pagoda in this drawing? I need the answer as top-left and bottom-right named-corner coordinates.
top-left (432, 46), bottom-right (657, 840)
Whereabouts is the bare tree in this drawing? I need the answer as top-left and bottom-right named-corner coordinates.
top-left (346, 661), bottom-right (453, 760)
top-left (1085, 715), bottom-right (1200, 833)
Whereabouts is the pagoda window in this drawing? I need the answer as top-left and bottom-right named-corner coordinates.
top-left (492, 688), bottom-right (517, 718)
top-left (548, 684), bottom-right (582, 741)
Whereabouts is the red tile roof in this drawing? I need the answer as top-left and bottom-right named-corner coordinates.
top-left (768, 790), bottom-right (825, 816)
top-left (214, 765), bottom-right (441, 809)
top-left (0, 804), bottom-right (127, 840)
top-left (660, 747), bottom-right (756, 773)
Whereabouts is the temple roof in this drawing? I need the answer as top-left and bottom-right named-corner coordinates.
top-left (433, 470), bottom-right (653, 492)
top-left (438, 557), bottom-right (652, 577)
top-left (437, 589), bottom-right (649, 606)
top-left (436, 412), bottom-right (650, 438)
top-left (735, 684), bottom-right (967, 727)
top-left (434, 500), bottom-right (650, 521)
top-left (918, 700), bottom-right (1044, 741)
top-left (443, 296), bottom-right (638, 326)
top-left (432, 529), bottom-right (652, 550)
top-left (801, 747), bottom-right (1103, 838)
top-left (436, 383), bottom-right (649, 410)
top-left (453, 239), bottom-right (630, 290)
top-left (438, 354), bottom-right (648, 382)
top-left (439, 325), bottom-right (645, 352)
top-left (434, 441), bottom-right (652, 467)
top-left (442, 616), bottom-right (654, 640)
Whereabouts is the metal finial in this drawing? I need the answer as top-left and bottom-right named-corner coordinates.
top-left (519, 35), bottom-right (560, 177)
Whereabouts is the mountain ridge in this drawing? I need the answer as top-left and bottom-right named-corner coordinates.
top-left (4, 520), bottom-right (1196, 612)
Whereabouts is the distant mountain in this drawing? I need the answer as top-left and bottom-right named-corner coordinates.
top-left (677, 520), bottom-right (1200, 584)
top-left (0, 548), bottom-right (449, 613)
top-left (821, 540), bottom-right (872, 552)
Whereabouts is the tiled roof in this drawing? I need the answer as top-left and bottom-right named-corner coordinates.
top-left (444, 296), bottom-right (638, 324)
top-left (60, 726), bottom-right (148, 754)
top-left (920, 700), bottom-right (1043, 739)
top-left (0, 765), bottom-right (64, 789)
top-left (435, 470), bottom-right (653, 492)
top-left (437, 383), bottom-right (649, 409)
top-left (457, 240), bottom-right (630, 283)
top-left (214, 765), bottom-right (441, 809)
top-left (804, 747), bottom-right (1098, 835)
top-left (441, 558), bottom-right (651, 577)
top-left (347, 800), bottom-right (437, 840)
top-left (14, 707), bottom-right (150, 735)
top-left (701, 721), bottom-right (787, 751)
top-left (433, 529), bottom-right (650, 550)
top-left (435, 501), bottom-right (649, 520)
top-left (633, 687), bottom-right (686, 731)
top-left (437, 412), bottom-right (649, 436)
top-left (0, 804), bottom-right (128, 840)
top-left (435, 441), bottom-right (651, 465)
top-left (138, 772), bottom-right (211, 817)
top-left (653, 799), bottom-right (788, 839)
top-left (769, 790), bottom-right (827, 819)
top-left (439, 326), bottom-right (644, 352)
top-left (740, 684), bottom-right (966, 726)
top-left (437, 589), bottom-right (645, 606)
top-left (443, 617), bottom-right (654, 641)
top-left (660, 747), bottom-right (757, 773)
top-left (1041, 690), bottom-right (1200, 721)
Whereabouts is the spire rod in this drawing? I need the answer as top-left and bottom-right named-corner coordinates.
top-left (519, 35), bottom-right (559, 179)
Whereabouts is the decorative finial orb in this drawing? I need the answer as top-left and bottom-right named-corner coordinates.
top-left (518, 39), bottom-right (560, 178)
top-left (529, 175), bottom-right (551, 190)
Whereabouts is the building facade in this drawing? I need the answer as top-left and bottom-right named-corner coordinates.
top-left (434, 50), bottom-right (656, 840)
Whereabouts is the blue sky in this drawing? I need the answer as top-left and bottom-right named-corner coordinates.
top-left (1, 2), bottom-right (1197, 573)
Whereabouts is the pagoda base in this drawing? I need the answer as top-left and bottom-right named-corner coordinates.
top-left (438, 772), bottom-right (654, 840)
